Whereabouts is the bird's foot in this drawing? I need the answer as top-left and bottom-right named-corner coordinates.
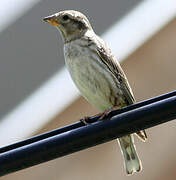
top-left (80, 116), bottom-right (91, 125)
top-left (99, 107), bottom-right (114, 120)
top-left (80, 106), bottom-right (118, 125)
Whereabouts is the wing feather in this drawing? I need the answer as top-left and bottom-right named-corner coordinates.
top-left (94, 37), bottom-right (135, 105)
top-left (92, 36), bottom-right (147, 141)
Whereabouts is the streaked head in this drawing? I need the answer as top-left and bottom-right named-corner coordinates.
top-left (43, 10), bottom-right (93, 43)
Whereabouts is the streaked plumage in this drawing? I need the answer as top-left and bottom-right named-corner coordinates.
top-left (43, 10), bottom-right (147, 175)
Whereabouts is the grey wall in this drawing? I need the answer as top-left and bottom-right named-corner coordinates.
top-left (0, 0), bottom-right (141, 119)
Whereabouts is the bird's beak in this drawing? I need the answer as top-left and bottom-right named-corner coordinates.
top-left (43, 14), bottom-right (59, 26)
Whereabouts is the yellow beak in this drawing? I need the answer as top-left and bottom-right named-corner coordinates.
top-left (43, 14), bottom-right (59, 26)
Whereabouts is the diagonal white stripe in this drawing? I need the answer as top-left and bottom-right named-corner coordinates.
top-left (0, 0), bottom-right (40, 33)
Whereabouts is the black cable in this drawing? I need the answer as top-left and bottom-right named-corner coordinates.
top-left (0, 90), bottom-right (175, 153)
top-left (0, 90), bottom-right (176, 176)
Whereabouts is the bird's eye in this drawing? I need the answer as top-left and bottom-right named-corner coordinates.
top-left (62, 15), bottom-right (69, 21)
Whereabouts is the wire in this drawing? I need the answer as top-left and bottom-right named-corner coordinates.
top-left (1, 90), bottom-right (176, 153)
top-left (0, 90), bottom-right (176, 177)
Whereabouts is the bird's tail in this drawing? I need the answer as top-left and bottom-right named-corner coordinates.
top-left (118, 135), bottom-right (142, 175)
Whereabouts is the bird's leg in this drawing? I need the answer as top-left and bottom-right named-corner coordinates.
top-left (80, 106), bottom-right (119, 125)
top-left (80, 116), bottom-right (91, 125)
top-left (80, 112), bottom-right (103, 125)
top-left (99, 107), bottom-right (114, 120)
top-left (99, 106), bottom-right (120, 120)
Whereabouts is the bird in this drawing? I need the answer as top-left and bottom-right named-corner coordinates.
top-left (43, 10), bottom-right (147, 175)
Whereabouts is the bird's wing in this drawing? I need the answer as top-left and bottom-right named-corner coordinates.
top-left (92, 36), bottom-right (147, 142)
top-left (94, 36), bottom-right (135, 105)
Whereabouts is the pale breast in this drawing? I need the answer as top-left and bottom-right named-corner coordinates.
top-left (64, 39), bottom-right (124, 111)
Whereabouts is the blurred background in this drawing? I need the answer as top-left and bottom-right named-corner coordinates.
top-left (0, 0), bottom-right (176, 179)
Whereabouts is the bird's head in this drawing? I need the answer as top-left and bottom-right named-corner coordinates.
top-left (43, 10), bottom-right (93, 43)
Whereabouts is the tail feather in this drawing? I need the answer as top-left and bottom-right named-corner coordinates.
top-left (118, 135), bottom-right (142, 175)
top-left (135, 130), bottom-right (147, 142)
